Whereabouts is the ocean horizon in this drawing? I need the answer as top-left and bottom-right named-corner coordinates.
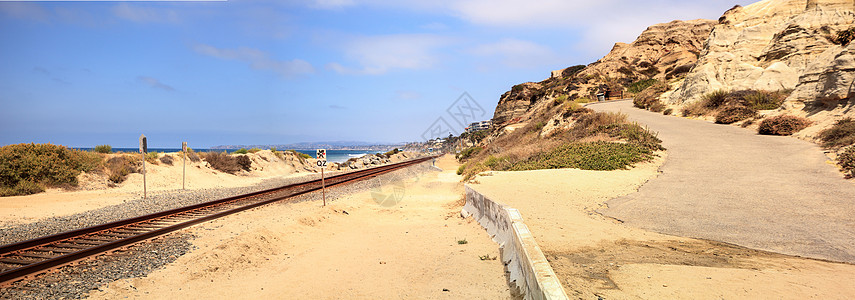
top-left (73, 148), bottom-right (387, 163)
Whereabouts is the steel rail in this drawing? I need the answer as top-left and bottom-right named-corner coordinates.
top-left (0, 156), bottom-right (435, 286)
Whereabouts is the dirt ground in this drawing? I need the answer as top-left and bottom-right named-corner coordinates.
top-left (87, 155), bottom-right (512, 299)
top-left (470, 154), bottom-right (855, 299)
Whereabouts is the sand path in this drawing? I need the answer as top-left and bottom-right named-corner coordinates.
top-left (471, 155), bottom-right (855, 299)
top-left (88, 155), bottom-right (512, 299)
top-left (588, 100), bottom-right (855, 263)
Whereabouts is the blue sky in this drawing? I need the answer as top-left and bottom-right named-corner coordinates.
top-left (0, 0), bottom-right (749, 148)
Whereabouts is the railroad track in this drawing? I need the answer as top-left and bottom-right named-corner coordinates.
top-left (0, 156), bottom-right (436, 286)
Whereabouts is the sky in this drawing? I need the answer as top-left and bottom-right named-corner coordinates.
top-left (0, 0), bottom-right (751, 148)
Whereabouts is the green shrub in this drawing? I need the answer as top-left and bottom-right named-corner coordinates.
top-left (663, 108), bottom-right (673, 115)
top-left (508, 142), bottom-right (655, 171)
top-left (838, 147), bottom-right (855, 178)
top-left (456, 147), bottom-right (482, 161)
top-left (758, 115), bottom-right (812, 135)
top-left (744, 90), bottom-right (787, 110)
top-left (286, 149), bottom-right (312, 160)
top-left (456, 164), bottom-right (466, 175)
top-left (596, 123), bottom-right (665, 151)
top-left (248, 148), bottom-right (262, 154)
top-left (270, 147), bottom-right (284, 159)
top-left (819, 118), bottom-right (855, 148)
top-left (93, 145), bottom-right (112, 154)
top-left (715, 106), bottom-right (757, 124)
top-left (0, 180), bottom-right (44, 197)
top-left (384, 148), bottom-right (401, 157)
top-left (0, 143), bottom-right (104, 195)
top-left (553, 95), bottom-right (568, 106)
top-left (701, 90), bottom-right (729, 109)
top-left (145, 151), bottom-right (160, 164)
top-left (534, 121), bottom-right (547, 131)
top-left (627, 79), bottom-right (658, 94)
top-left (233, 148), bottom-right (249, 154)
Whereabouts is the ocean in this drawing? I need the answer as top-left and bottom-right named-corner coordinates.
top-left (74, 148), bottom-right (383, 163)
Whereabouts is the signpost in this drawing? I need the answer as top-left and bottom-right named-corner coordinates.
top-left (317, 149), bottom-right (327, 206)
top-left (139, 134), bottom-right (147, 199)
top-left (182, 142), bottom-right (187, 190)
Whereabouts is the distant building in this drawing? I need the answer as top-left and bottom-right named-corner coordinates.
top-left (465, 120), bottom-right (492, 133)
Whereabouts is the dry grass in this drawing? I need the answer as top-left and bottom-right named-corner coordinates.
top-left (457, 103), bottom-right (663, 180)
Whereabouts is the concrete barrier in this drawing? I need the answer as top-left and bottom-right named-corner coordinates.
top-left (463, 185), bottom-right (568, 300)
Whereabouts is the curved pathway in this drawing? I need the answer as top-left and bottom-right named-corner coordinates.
top-left (588, 100), bottom-right (855, 263)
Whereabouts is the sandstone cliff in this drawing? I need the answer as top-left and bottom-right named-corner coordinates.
top-left (491, 19), bottom-right (716, 129)
top-left (665, 0), bottom-right (855, 106)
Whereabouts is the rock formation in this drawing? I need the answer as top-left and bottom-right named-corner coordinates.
top-left (490, 19), bottom-right (716, 130)
top-left (665, 0), bottom-right (855, 105)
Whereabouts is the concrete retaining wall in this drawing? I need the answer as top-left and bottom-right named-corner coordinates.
top-left (463, 185), bottom-right (568, 300)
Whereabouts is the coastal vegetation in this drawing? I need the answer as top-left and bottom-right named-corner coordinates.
top-left (758, 115), bottom-right (812, 136)
top-left (838, 147), bottom-right (855, 178)
top-left (202, 151), bottom-right (251, 174)
top-left (456, 102), bottom-right (663, 180)
top-left (819, 118), bottom-right (855, 148)
top-left (93, 145), bottom-right (113, 154)
top-left (0, 143), bottom-right (102, 196)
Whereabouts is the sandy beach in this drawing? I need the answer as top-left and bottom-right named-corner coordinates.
top-left (86, 155), bottom-right (511, 299)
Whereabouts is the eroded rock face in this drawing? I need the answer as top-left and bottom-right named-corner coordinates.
top-left (666, 0), bottom-right (855, 104)
top-left (576, 19), bottom-right (716, 81)
top-left (491, 19), bottom-right (715, 130)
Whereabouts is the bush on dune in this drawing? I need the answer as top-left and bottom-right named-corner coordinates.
top-left (457, 108), bottom-right (665, 179)
top-left (203, 151), bottom-right (251, 174)
top-left (0, 143), bottom-right (104, 196)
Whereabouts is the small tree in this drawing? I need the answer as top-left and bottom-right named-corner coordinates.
top-left (94, 145), bottom-right (112, 154)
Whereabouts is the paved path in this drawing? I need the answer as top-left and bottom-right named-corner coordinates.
top-left (588, 100), bottom-right (855, 263)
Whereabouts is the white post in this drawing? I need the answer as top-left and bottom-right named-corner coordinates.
top-left (142, 153), bottom-right (147, 199)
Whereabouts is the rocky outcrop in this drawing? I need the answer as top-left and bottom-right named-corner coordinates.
top-left (665, 0), bottom-right (855, 105)
top-left (490, 19), bottom-right (715, 130)
top-left (574, 19), bottom-right (716, 81)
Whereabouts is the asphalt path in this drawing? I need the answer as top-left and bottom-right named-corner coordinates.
top-left (588, 100), bottom-right (855, 263)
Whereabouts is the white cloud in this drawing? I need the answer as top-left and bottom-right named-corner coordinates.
top-left (328, 34), bottom-right (449, 75)
top-left (0, 2), bottom-right (49, 22)
top-left (325, 0), bottom-right (750, 60)
top-left (468, 38), bottom-right (557, 68)
top-left (311, 0), bottom-right (356, 9)
top-left (194, 44), bottom-right (315, 78)
top-left (112, 3), bottom-right (179, 23)
top-left (138, 76), bottom-right (175, 91)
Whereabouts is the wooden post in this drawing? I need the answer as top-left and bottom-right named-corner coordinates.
top-left (322, 168), bottom-right (326, 207)
top-left (140, 134), bottom-right (147, 199)
top-left (182, 142), bottom-right (187, 190)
